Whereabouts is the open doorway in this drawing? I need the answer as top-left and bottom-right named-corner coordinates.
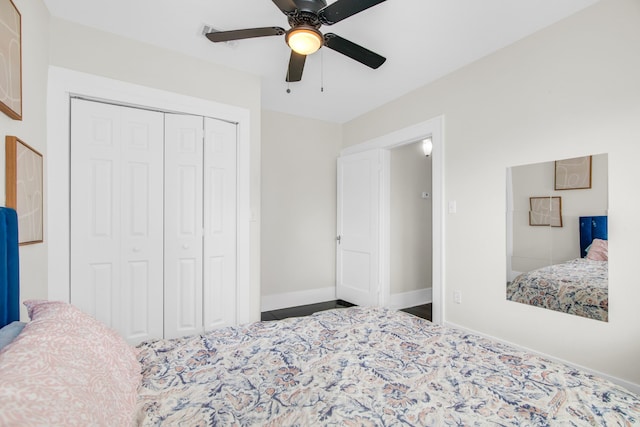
top-left (336, 116), bottom-right (444, 324)
top-left (388, 141), bottom-right (433, 318)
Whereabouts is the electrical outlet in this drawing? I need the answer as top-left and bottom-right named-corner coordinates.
top-left (454, 290), bottom-right (462, 304)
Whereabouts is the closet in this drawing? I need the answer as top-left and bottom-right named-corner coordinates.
top-left (69, 98), bottom-right (237, 344)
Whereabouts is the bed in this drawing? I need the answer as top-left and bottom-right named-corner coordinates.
top-left (1, 215), bottom-right (638, 426)
top-left (1, 301), bottom-right (639, 426)
top-left (507, 216), bottom-right (608, 321)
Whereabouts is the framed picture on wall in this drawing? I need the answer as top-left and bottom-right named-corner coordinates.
top-left (555, 156), bottom-right (592, 190)
top-left (0, 0), bottom-right (22, 120)
top-left (5, 136), bottom-right (43, 245)
top-left (529, 196), bottom-right (563, 227)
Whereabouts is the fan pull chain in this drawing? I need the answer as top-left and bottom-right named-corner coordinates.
top-left (285, 64), bottom-right (291, 93)
top-left (320, 49), bottom-right (324, 93)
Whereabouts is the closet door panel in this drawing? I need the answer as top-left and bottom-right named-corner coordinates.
top-left (71, 100), bottom-right (122, 329)
top-left (91, 160), bottom-right (115, 238)
top-left (127, 260), bottom-right (152, 336)
top-left (164, 114), bottom-right (204, 339)
top-left (120, 108), bottom-right (164, 344)
top-left (177, 258), bottom-right (198, 329)
top-left (71, 99), bottom-right (164, 345)
top-left (203, 118), bottom-right (237, 330)
top-left (89, 263), bottom-right (114, 324)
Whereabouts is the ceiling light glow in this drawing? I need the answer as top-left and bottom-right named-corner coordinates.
top-left (422, 137), bottom-right (433, 157)
top-left (286, 27), bottom-right (323, 55)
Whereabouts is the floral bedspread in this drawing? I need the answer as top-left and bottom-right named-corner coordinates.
top-left (507, 258), bottom-right (608, 321)
top-left (135, 307), bottom-right (638, 426)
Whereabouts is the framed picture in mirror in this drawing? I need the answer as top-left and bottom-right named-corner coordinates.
top-left (529, 196), bottom-right (562, 227)
top-left (554, 156), bottom-right (592, 190)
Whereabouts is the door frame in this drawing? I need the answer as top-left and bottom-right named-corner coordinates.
top-left (340, 116), bottom-right (444, 324)
top-left (46, 66), bottom-right (252, 324)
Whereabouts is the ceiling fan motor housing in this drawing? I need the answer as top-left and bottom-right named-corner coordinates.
top-left (288, 10), bottom-right (322, 29)
top-left (291, 0), bottom-right (328, 15)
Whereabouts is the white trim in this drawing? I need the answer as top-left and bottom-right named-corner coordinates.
top-left (380, 149), bottom-right (390, 308)
top-left (388, 288), bottom-right (432, 310)
top-left (46, 66), bottom-right (252, 325)
top-left (444, 321), bottom-right (640, 395)
top-left (506, 167), bottom-right (514, 283)
top-left (261, 287), bottom-right (336, 312)
top-left (340, 116), bottom-right (445, 324)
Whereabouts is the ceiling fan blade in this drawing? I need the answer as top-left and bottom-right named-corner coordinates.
top-left (272, 0), bottom-right (298, 14)
top-left (206, 27), bottom-right (285, 43)
top-left (319, 0), bottom-right (386, 25)
top-left (286, 51), bottom-right (306, 82)
top-left (323, 33), bottom-right (386, 69)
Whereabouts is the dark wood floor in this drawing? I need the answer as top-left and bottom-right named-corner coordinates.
top-left (261, 300), bottom-right (432, 322)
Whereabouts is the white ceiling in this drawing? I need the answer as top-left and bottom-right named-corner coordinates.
top-left (42, 0), bottom-right (598, 123)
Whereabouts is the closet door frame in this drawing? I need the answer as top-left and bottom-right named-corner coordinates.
top-left (47, 66), bottom-right (252, 325)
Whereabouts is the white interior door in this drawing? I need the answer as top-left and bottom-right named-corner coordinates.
top-left (203, 118), bottom-right (237, 330)
top-left (70, 99), bottom-right (164, 344)
top-left (164, 113), bottom-right (204, 339)
top-left (336, 149), bottom-right (381, 306)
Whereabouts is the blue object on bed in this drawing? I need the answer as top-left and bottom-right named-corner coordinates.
top-left (580, 215), bottom-right (608, 258)
top-left (0, 321), bottom-right (25, 350)
top-left (0, 207), bottom-right (20, 329)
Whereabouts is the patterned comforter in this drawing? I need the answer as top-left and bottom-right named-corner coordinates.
top-left (506, 258), bottom-right (608, 322)
top-left (135, 307), bottom-right (638, 425)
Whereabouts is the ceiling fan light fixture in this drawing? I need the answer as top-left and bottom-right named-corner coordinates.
top-left (286, 26), bottom-right (323, 55)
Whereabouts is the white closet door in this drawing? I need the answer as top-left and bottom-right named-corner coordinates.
top-left (70, 99), bottom-right (164, 344)
top-left (164, 114), bottom-right (204, 339)
top-left (203, 118), bottom-right (237, 330)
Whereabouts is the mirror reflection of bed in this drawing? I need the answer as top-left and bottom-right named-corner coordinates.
top-left (506, 154), bottom-right (608, 321)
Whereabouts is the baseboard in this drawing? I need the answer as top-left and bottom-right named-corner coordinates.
top-left (444, 321), bottom-right (640, 395)
top-left (388, 288), bottom-right (432, 310)
top-left (261, 287), bottom-right (432, 312)
top-left (261, 287), bottom-right (336, 312)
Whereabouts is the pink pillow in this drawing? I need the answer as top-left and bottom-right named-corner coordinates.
top-left (0, 300), bottom-right (141, 426)
top-left (586, 238), bottom-right (608, 261)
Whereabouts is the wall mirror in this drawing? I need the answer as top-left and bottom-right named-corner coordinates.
top-left (506, 154), bottom-right (608, 321)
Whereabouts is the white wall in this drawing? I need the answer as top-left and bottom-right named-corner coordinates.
top-left (46, 19), bottom-right (264, 318)
top-left (390, 142), bottom-right (432, 294)
top-left (260, 110), bottom-right (342, 310)
top-left (510, 154), bottom-right (608, 274)
top-left (342, 0), bottom-right (640, 387)
top-left (0, 0), bottom-right (50, 320)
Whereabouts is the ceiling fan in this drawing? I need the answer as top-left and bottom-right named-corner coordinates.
top-left (205, 0), bottom-right (387, 82)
